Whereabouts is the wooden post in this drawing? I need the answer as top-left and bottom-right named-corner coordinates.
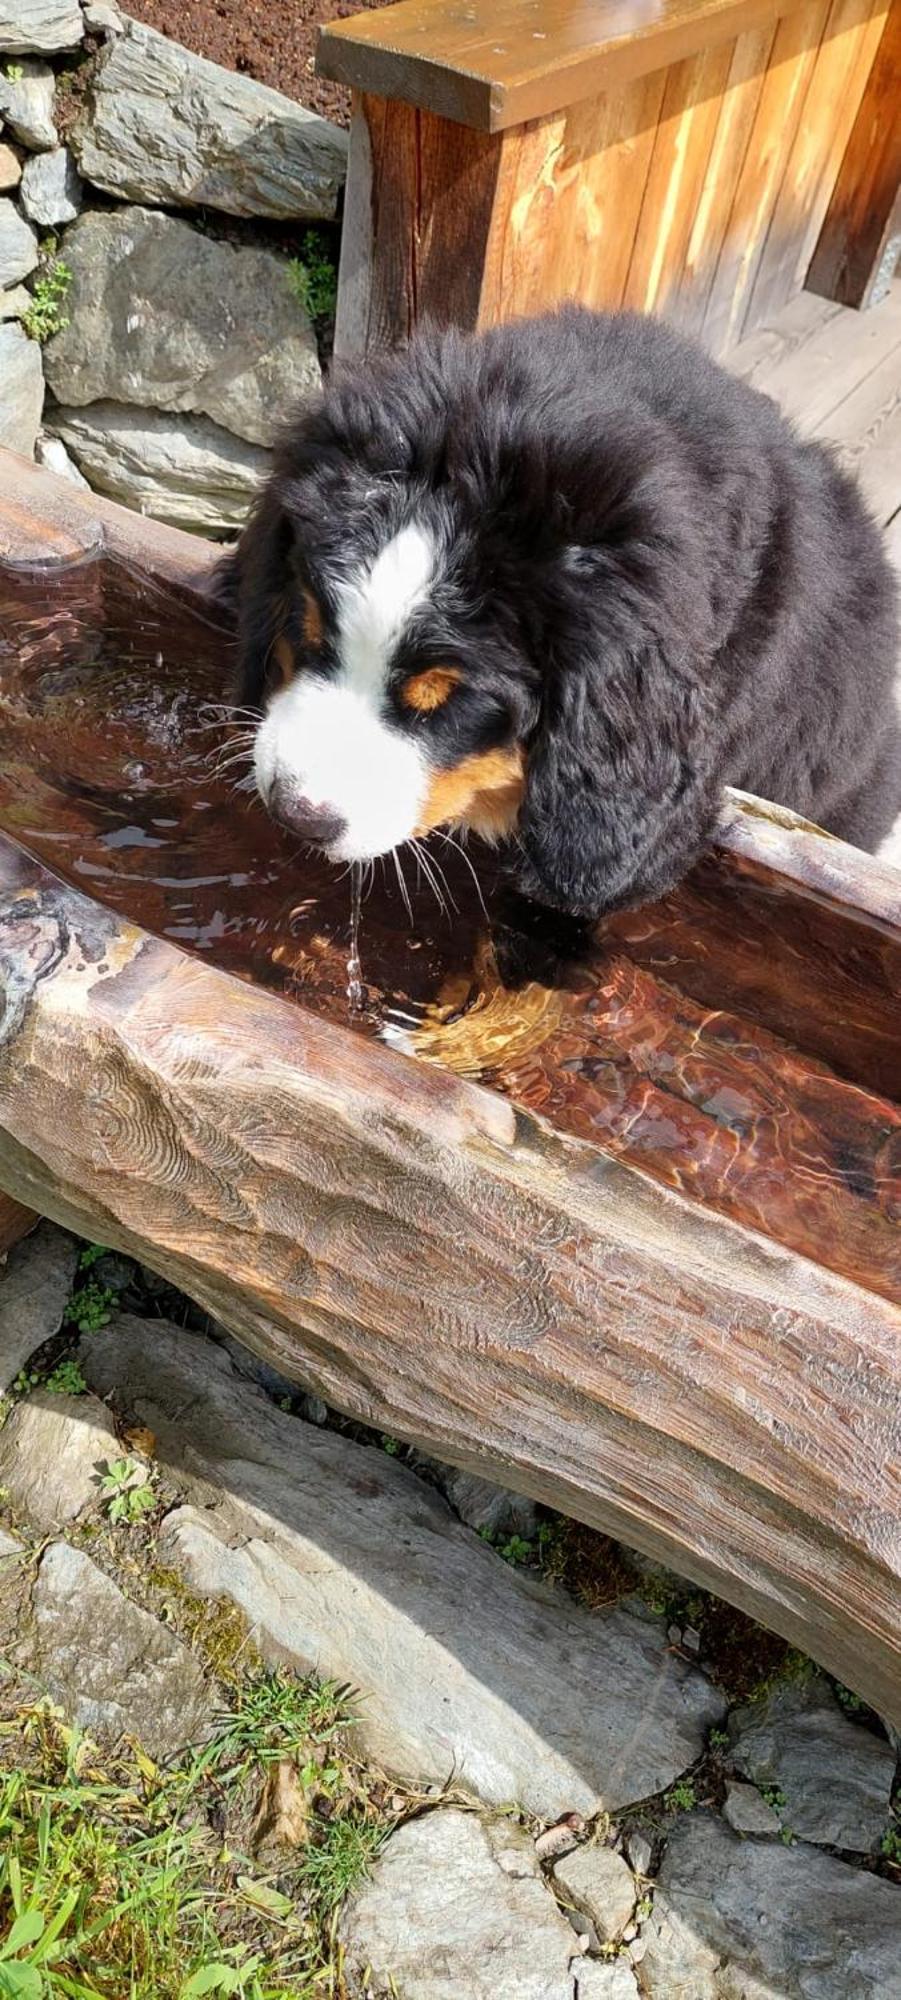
top-left (806, 0), bottom-right (901, 308)
top-left (334, 93), bottom-right (512, 356)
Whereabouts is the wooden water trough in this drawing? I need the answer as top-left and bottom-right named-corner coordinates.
top-left (0, 449), bottom-right (899, 1724)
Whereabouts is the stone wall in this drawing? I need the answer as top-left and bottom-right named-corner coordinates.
top-left (0, 0), bottom-right (347, 531)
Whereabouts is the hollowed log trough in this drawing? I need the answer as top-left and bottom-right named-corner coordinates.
top-left (0, 448), bottom-right (899, 1722)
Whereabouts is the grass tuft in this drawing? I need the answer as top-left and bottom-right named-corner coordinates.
top-left (0, 1669), bottom-right (387, 1998)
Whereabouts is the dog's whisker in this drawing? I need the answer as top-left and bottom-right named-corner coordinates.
top-left (408, 838), bottom-right (451, 920)
top-left (436, 831), bottom-right (488, 918)
top-left (391, 846), bottom-right (414, 924)
top-left (416, 839), bottom-right (458, 915)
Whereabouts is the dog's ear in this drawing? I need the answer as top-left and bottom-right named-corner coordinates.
top-left (516, 553), bottom-right (721, 918)
top-left (218, 485), bottom-right (293, 707)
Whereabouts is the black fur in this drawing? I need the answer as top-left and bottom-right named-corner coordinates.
top-left (225, 308), bottom-right (900, 918)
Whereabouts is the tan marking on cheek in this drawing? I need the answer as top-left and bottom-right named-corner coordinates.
top-left (302, 589), bottom-right (324, 648)
top-left (400, 665), bottom-right (462, 713)
top-left (414, 746), bottom-right (526, 839)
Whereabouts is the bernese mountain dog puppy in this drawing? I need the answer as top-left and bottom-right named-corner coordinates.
top-left (226, 308), bottom-right (900, 918)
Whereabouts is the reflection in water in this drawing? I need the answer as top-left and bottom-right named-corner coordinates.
top-left (0, 555), bottom-right (898, 1304)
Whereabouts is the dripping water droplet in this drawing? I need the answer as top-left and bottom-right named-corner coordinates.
top-left (347, 859), bottom-right (366, 1013)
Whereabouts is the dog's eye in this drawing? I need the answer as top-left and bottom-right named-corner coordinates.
top-left (400, 666), bottom-right (462, 714)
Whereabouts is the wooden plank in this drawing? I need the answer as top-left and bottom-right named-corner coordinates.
top-left (484, 73), bottom-right (668, 321)
top-left (813, 345), bottom-right (901, 521)
top-left (745, 0), bottom-right (889, 333)
top-left (807, 0), bottom-right (901, 306)
top-left (621, 39), bottom-right (738, 315)
top-left (0, 833), bottom-right (899, 1724)
top-left (702, 0), bottom-right (831, 354)
top-left (668, 23), bottom-right (777, 338)
top-left (726, 280), bottom-right (901, 432)
top-left (318, 0), bottom-right (814, 132)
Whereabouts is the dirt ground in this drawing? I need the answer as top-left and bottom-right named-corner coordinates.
top-left (125, 0), bottom-right (391, 124)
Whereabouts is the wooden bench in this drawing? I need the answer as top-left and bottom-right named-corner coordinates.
top-left (318, 0), bottom-right (901, 357)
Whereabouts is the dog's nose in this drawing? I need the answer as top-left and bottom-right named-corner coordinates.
top-left (268, 779), bottom-right (346, 848)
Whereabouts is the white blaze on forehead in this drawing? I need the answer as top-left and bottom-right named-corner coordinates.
top-left (335, 519), bottom-right (437, 693)
top-left (254, 519), bottom-right (439, 862)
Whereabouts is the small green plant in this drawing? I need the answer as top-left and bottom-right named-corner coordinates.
top-left (635, 1895), bottom-right (653, 1921)
top-left (99, 1455), bottom-right (157, 1525)
top-left (21, 255), bottom-right (73, 345)
top-left (302, 1813), bottom-right (384, 1912)
top-left (833, 1681), bottom-right (864, 1716)
top-left (77, 1241), bottom-right (109, 1270)
top-left (496, 1533), bottom-right (536, 1566)
top-left (665, 1779), bottom-right (697, 1813)
top-left (760, 1785), bottom-right (787, 1812)
top-left (11, 1367), bottom-right (41, 1397)
top-left (3, 60), bottom-right (24, 80)
top-left (193, 1668), bottom-right (354, 1791)
top-left (380, 1434), bottom-right (401, 1457)
top-left (708, 1728), bottom-right (729, 1750)
top-left (64, 1278), bottom-right (115, 1333)
top-left (286, 229), bottom-right (338, 322)
top-left (44, 1359), bottom-right (87, 1395)
top-left (881, 1825), bottom-right (901, 1866)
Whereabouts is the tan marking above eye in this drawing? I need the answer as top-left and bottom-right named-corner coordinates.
top-left (414, 746), bottom-right (526, 841)
top-left (302, 589), bottom-right (324, 648)
top-left (400, 665), bottom-right (462, 714)
top-left (272, 634), bottom-right (295, 689)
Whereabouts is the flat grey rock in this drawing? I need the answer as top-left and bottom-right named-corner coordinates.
top-left (641, 1814), bottom-right (901, 1999)
top-left (553, 1844), bottom-right (636, 1942)
top-left (47, 402), bottom-right (268, 532)
top-left (0, 1221), bottom-right (77, 1391)
top-left (0, 1), bottom-right (82, 52)
top-left (340, 1808), bottom-right (585, 2000)
top-left (722, 1780), bottom-right (781, 1838)
top-left (82, 0), bottom-right (123, 31)
top-left (0, 195), bottom-right (37, 284)
top-left (0, 59), bottom-right (56, 148)
top-left (0, 141), bottom-right (21, 189)
top-left (728, 1676), bottom-right (895, 1852)
top-left (45, 205), bottom-right (319, 445)
top-left (33, 1541), bottom-right (212, 1759)
top-left (625, 1832), bottom-right (653, 1876)
top-left (19, 144), bottom-right (82, 224)
top-left (1, 322), bottom-right (43, 452)
top-left (35, 430), bottom-right (90, 484)
top-left (73, 19), bottom-right (346, 219)
top-left (575, 1967), bottom-right (639, 2000)
top-left (0, 283), bottom-right (30, 318)
top-left (422, 1460), bottom-right (538, 1540)
top-left (82, 1316), bottom-right (724, 1819)
top-left (0, 1388), bottom-right (116, 1528)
